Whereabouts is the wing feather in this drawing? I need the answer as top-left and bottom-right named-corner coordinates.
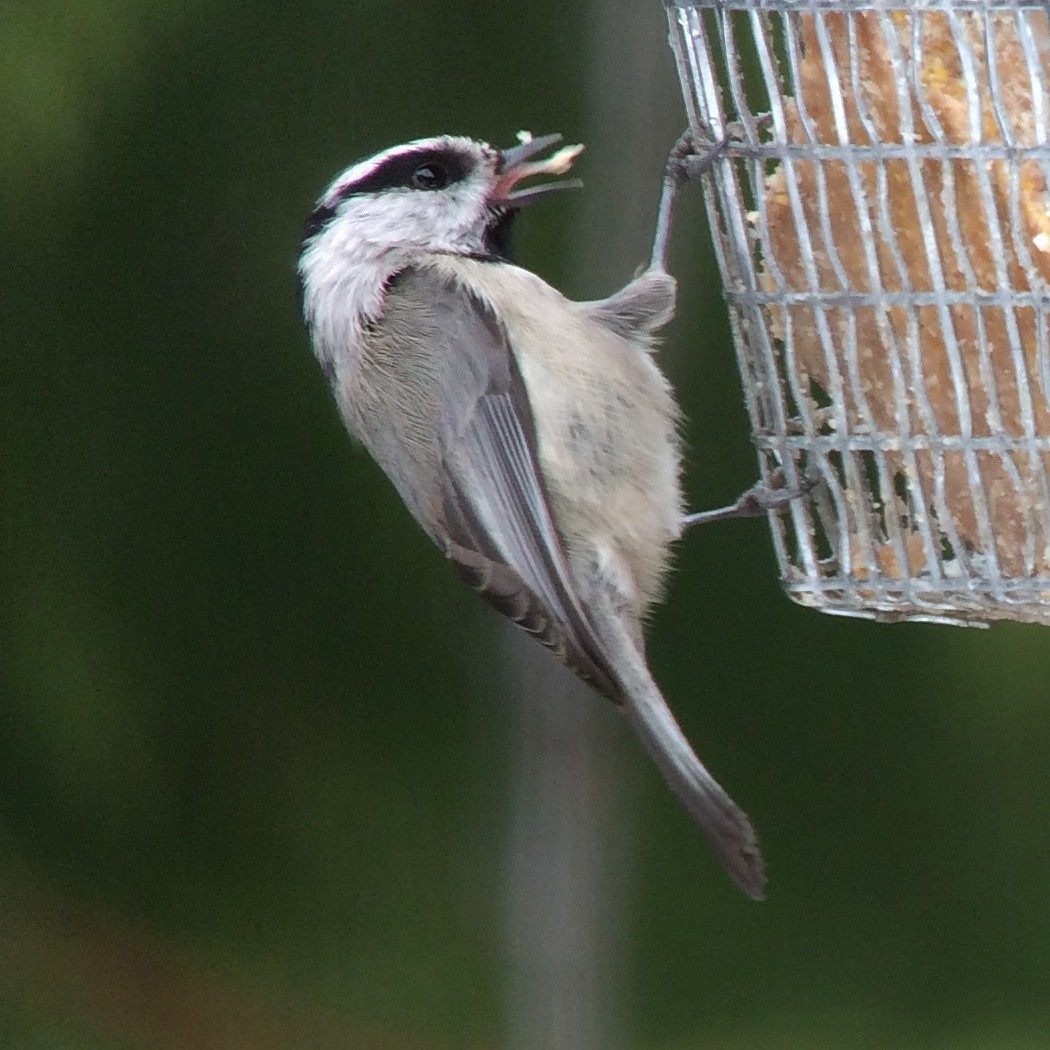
top-left (374, 264), bottom-right (622, 701)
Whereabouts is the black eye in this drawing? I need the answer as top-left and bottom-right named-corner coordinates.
top-left (411, 163), bottom-right (448, 190)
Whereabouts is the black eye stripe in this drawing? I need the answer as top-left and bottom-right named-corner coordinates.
top-left (341, 147), bottom-right (470, 198)
top-left (302, 146), bottom-right (475, 246)
top-left (302, 200), bottom-right (338, 245)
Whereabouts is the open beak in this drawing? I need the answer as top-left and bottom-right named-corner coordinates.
top-left (492, 132), bottom-right (585, 207)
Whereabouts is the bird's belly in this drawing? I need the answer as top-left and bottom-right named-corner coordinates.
top-left (517, 337), bottom-right (683, 612)
top-left (460, 259), bottom-right (684, 612)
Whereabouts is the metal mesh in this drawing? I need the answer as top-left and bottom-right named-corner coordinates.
top-left (666, 0), bottom-right (1050, 626)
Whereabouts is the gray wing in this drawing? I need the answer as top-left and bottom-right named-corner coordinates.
top-left (376, 265), bottom-right (623, 703)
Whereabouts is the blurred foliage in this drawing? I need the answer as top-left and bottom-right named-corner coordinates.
top-left (3, 1), bottom-right (1050, 1048)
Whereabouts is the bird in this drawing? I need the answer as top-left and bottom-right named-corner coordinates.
top-left (297, 131), bottom-right (765, 899)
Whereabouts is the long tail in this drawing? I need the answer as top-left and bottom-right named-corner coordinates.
top-left (621, 675), bottom-right (766, 899)
top-left (589, 598), bottom-right (766, 900)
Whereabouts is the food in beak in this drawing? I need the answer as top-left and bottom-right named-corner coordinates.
top-left (494, 131), bottom-right (585, 206)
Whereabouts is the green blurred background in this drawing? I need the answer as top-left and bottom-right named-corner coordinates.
top-left (3, 2), bottom-right (1050, 1048)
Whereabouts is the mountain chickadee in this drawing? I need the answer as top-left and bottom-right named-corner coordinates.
top-left (297, 132), bottom-right (765, 899)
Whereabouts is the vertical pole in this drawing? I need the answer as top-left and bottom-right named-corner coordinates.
top-left (501, 4), bottom-right (683, 1049)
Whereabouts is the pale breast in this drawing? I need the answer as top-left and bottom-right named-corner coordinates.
top-left (453, 259), bottom-right (684, 614)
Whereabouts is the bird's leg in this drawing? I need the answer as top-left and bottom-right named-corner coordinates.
top-left (649, 131), bottom-right (727, 273)
top-left (650, 118), bottom-right (774, 273)
top-left (682, 469), bottom-right (815, 529)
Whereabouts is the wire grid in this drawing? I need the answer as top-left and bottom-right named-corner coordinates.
top-left (666, 0), bottom-right (1050, 626)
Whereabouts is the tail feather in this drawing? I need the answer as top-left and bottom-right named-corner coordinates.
top-left (620, 679), bottom-right (766, 900)
top-left (587, 594), bottom-right (766, 900)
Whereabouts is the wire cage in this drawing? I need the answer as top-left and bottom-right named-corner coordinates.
top-left (665, 0), bottom-right (1050, 625)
